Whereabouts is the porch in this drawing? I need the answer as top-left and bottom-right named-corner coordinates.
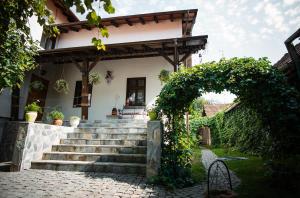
top-left (32, 36), bottom-right (207, 121)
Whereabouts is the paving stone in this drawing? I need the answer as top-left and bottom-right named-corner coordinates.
top-left (0, 170), bottom-right (206, 197)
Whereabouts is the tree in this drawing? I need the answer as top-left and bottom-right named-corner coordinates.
top-left (0, 0), bottom-right (115, 91)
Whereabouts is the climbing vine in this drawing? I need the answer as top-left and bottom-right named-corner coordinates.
top-left (156, 57), bottom-right (300, 187)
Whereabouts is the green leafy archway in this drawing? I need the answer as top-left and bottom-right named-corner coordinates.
top-left (156, 57), bottom-right (300, 187)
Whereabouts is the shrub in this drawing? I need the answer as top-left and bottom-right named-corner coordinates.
top-left (209, 104), bottom-right (270, 155)
top-left (25, 102), bottom-right (41, 113)
top-left (49, 110), bottom-right (64, 120)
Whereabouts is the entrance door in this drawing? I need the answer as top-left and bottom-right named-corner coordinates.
top-left (26, 74), bottom-right (49, 121)
top-left (126, 78), bottom-right (146, 106)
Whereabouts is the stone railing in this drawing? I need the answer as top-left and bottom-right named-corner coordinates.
top-left (146, 121), bottom-right (162, 178)
top-left (0, 122), bottom-right (74, 171)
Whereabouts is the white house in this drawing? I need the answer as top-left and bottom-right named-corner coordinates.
top-left (3, 0), bottom-right (208, 122)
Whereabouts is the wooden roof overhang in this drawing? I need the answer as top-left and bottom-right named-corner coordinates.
top-left (51, 9), bottom-right (198, 36)
top-left (37, 35), bottom-right (208, 69)
top-left (53, 0), bottom-right (79, 22)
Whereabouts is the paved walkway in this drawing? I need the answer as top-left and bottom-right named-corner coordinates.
top-left (0, 170), bottom-right (205, 198)
top-left (0, 149), bottom-right (239, 198)
top-left (201, 149), bottom-right (241, 189)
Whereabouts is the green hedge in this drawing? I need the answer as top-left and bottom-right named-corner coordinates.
top-left (189, 104), bottom-right (270, 155)
top-left (209, 104), bottom-right (270, 155)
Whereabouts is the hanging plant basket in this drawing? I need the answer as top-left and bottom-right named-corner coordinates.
top-left (89, 72), bottom-right (101, 85)
top-left (105, 71), bottom-right (113, 83)
top-left (159, 69), bottom-right (170, 84)
top-left (54, 79), bottom-right (69, 94)
top-left (30, 80), bottom-right (45, 91)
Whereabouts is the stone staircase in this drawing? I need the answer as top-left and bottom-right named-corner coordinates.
top-left (31, 119), bottom-right (147, 175)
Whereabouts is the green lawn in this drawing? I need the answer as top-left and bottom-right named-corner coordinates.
top-left (191, 147), bottom-right (206, 183)
top-left (212, 148), bottom-right (299, 198)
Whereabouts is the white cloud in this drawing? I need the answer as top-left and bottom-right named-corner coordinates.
top-left (283, 0), bottom-right (299, 5)
top-left (248, 16), bottom-right (259, 25)
top-left (263, 3), bottom-right (289, 32)
top-left (285, 6), bottom-right (300, 16)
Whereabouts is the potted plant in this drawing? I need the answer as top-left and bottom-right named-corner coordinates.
top-left (148, 108), bottom-right (158, 121)
top-left (70, 116), bottom-right (80, 128)
top-left (54, 79), bottom-right (69, 94)
top-left (30, 80), bottom-right (45, 91)
top-left (158, 69), bottom-right (170, 84)
top-left (89, 72), bottom-right (101, 85)
top-left (49, 110), bottom-right (64, 126)
top-left (25, 102), bottom-right (42, 122)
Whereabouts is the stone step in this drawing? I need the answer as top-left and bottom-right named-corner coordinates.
top-left (67, 132), bottom-right (147, 140)
top-left (31, 160), bottom-right (146, 175)
top-left (52, 144), bottom-right (147, 154)
top-left (42, 152), bottom-right (146, 163)
top-left (74, 127), bottom-right (147, 133)
top-left (60, 138), bottom-right (147, 146)
top-left (92, 123), bottom-right (147, 128)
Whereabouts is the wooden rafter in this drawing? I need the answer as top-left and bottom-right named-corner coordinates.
top-left (125, 18), bottom-right (133, 26)
top-left (88, 56), bottom-right (101, 72)
top-left (111, 20), bottom-right (119, 27)
top-left (139, 17), bottom-right (146, 25)
top-left (170, 14), bottom-right (174, 22)
top-left (154, 16), bottom-right (159, 23)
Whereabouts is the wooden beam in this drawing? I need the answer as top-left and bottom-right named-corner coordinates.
top-left (174, 39), bottom-right (179, 71)
top-left (111, 20), bottom-right (119, 27)
top-left (139, 17), bottom-right (145, 25)
top-left (159, 50), bottom-right (175, 66)
top-left (59, 27), bottom-right (68, 33)
top-left (170, 14), bottom-right (174, 22)
top-left (154, 16), bottom-right (159, 23)
top-left (125, 18), bottom-right (133, 26)
top-left (88, 56), bottom-right (101, 72)
top-left (71, 59), bottom-right (83, 72)
top-left (81, 60), bottom-right (89, 120)
top-left (70, 27), bottom-right (79, 32)
top-left (82, 25), bottom-right (92, 30)
top-left (179, 52), bottom-right (192, 63)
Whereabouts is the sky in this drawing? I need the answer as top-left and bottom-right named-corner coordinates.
top-left (78, 0), bottom-right (300, 103)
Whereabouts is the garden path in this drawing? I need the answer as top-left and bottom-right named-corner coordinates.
top-left (201, 148), bottom-right (241, 189)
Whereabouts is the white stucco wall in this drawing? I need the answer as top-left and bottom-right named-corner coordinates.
top-left (43, 57), bottom-right (173, 121)
top-left (46, 0), bottom-right (70, 24)
top-left (57, 19), bottom-right (182, 48)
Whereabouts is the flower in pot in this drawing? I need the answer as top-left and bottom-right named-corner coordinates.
top-left (25, 102), bottom-right (42, 123)
top-left (158, 69), bottom-right (170, 84)
top-left (49, 110), bottom-right (64, 126)
top-left (89, 72), bottom-right (101, 85)
top-left (148, 108), bottom-right (158, 121)
top-left (70, 116), bottom-right (80, 128)
top-left (54, 79), bottom-right (69, 94)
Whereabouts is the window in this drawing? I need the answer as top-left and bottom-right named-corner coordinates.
top-left (73, 81), bottom-right (93, 108)
top-left (126, 78), bottom-right (146, 106)
top-left (40, 34), bottom-right (56, 49)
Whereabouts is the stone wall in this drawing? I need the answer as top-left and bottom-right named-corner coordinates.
top-left (146, 121), bottom-right (162, 178)
top-left (0, 122), bottom-right (74, 170)
top-left (0, 121), bottom-right (22, 162)
top-left (0, 117), bottom-right (10, 148)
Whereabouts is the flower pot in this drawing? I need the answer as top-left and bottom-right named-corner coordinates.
top-left (25, 111), bottom-right (38, 123)
top-left (112, 108), bottom-right (118, 116)
top-left (70, 118), bottom-right (80, 128)
top-left (52, 119), bottom-right (63, 126)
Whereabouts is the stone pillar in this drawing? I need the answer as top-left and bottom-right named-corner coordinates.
top-left (146, 121), bottom-right (162, 178)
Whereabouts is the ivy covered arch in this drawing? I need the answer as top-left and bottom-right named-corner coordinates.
top-left (156, 57), bottom-right (300, 187)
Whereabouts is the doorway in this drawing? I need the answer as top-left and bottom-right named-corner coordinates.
top-left (126, 77), bottom-right (146, 106)
top-left (26, 74), bottom-right (49, 121)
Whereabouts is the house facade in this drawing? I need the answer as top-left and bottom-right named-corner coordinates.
top-left (1, 0), bottom-right (207, 122)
